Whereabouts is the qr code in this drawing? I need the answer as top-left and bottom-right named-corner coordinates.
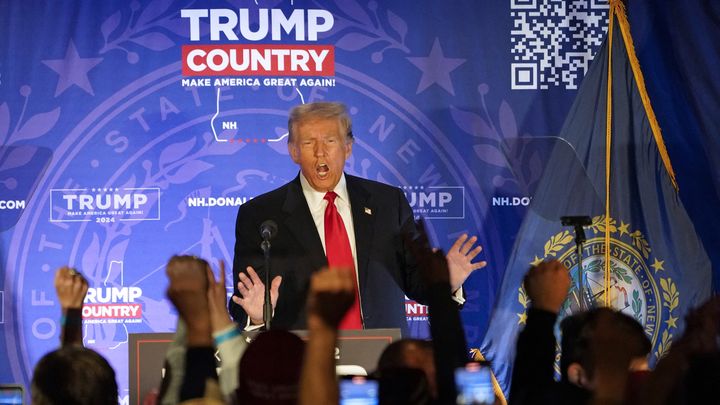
top-left (510, 0), bottom-right (609, 90)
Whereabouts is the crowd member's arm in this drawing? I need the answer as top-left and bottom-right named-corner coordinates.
top-left (165, 255), bottom-right (218, 402)
top-left (54, 266), bottom-right (89, 347)
top-left (408, 220), bottom-right (467, 404)
top-left (157, 319), bottom-right (186, 405)
top-left (509, 260), bottom-right (571, 405)
top-left (207, 260), bottom-right (248, 400)
top-left (299, 267), bottom-right (355, 405)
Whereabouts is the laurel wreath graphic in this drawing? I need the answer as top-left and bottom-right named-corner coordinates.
top-left (516, 286), bottom-right (529, 325)
top-left (543, 230), bottom-right (574, 257)
top-left (589, 215), bottom-right (617, 234)
top-left (630, 230), bottom-right (651, 259)
top-left (658, 277), bottom-right (679, 358)
top-left (632, 290), bottom-right (643, 320)
top-left (655, 329), bottom-right (673, 359)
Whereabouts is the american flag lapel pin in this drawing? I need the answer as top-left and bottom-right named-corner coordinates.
top-left (364, 207), bottom-right (372, 215)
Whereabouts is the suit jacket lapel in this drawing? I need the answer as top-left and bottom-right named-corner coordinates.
top-left (346, 175), bottom-right (375, 293)
top-left (282, 176), bottom-right (327, 272)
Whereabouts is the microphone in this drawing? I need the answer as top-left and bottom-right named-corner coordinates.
top-left (260, 220), bottom-right (278, 241)
top-left (561, 215), bottom-right (592, 243)
top-left (560, 216), bottom-right (592, 227)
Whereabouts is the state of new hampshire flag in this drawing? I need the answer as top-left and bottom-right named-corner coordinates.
top-left (479, 1), bottom-right (712, 398)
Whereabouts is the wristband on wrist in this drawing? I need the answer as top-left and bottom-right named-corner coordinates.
top-left (213, 326), bottom-right (241, 346)
top-left (61, 308), bottom-right (83, 326)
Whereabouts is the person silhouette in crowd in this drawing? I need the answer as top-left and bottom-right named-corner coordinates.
top-left (31, 267), bottom-right (118, 405)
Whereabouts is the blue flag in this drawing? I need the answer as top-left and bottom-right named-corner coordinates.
top-left (478, 2), bottom-right (712, 398)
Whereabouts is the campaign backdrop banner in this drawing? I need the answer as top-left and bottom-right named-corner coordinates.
top-left (1, 1), bottom-right (718, 403)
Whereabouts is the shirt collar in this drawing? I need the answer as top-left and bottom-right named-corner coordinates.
top-left (299, 172), bottom-right (349, 209)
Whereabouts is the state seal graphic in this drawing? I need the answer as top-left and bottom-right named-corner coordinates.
top-left (516, 215), bottom-right (678, 360)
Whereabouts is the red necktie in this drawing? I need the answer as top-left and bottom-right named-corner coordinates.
top-left (324, 191), bottom-right (363, 329)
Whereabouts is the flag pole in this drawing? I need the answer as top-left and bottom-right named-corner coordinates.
top-left (604, 1), bottom-right (617, 307)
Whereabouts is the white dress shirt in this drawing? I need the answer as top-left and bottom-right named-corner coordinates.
top-left (299, 173), bottom-right (359, 272)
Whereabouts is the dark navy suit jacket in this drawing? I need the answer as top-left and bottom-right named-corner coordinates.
top-left (229, 173), bottom-right (427, 332)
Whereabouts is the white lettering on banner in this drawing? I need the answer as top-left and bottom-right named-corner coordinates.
top-left (406, 192), bottom-right (453, 208)
top-left (182, 45), bottom-right (333, 76)
top-left (50, 188), bottom-right (160, 222)
top-left (82, 304), bottom-right (142, 319)
top-left (401, 186), bottom-right (465, 220)
top-left (186, 48), bottom-right (328, 72)
top-left (187, 197), bottom-right (250, 207)
top-left (182, 78), bottom-right (212, 87)
top-left (32, 318), bottom-right (56, 340)
top-left (62, 193), bottom-right (148, 211)
top-left (181, 8), bottom-right (334, 42)
top-left (85, 287), bottom-right (142, 303)
top-left (491, 197), bottom-right (531, 206)
top-left (0, 200), bottom-right (26, 209)
top-left (405, 301), bottom-right (428, 316)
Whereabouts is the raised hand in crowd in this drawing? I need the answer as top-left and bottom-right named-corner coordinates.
top-left (231, 266), bottom-right (282, 326)
top-left (407, 219), bottom-right (470, 404)
top-left (55, 266), bottom-right (89, 309)
top-left (299, 267), bottom-right (355, 405)
top-left (523, 259), bottom-right (571, 313)
top-left (511, 260), bottom-right (573, 405)
top-left (159, 258), bottom-right (243, 404)
top-left (207, 259), bottom-right (249, 401)
top-left (408, 219), bottom-right (451, 287)
top-left (54, 266), bottom-right (89, 346)
top-left (34, 267), bottom-right (117, 405)
top-left (165, 255), bottom-right (227, 403)
top-left (206, 259), bottom-right (233, 333)
top-left (306, 266), bottom-right (356, 329)
top-left (166, 255), bottom-right (212, 347)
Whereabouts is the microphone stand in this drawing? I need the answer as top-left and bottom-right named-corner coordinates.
top-left (261, 238), bottom-right (272, 330)
top-left (561, 216), bottom-right (592, 310)
top-left (573, 225), bottom-right (587, 311)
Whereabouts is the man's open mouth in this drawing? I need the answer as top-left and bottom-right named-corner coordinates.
top-left (316, 163), bottom-right (329, 178)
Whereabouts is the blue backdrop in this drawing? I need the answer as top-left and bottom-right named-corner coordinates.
top-left (1, 1), bottom-right (718, 402)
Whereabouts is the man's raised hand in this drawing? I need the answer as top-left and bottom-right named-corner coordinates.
top-left (446, 233), bottom-right (487, 291)
top-left (231, 266), bottom-right (282, 325)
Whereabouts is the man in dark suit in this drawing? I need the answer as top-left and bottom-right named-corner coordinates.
top-left (229, 102), bottom-right (485, 332)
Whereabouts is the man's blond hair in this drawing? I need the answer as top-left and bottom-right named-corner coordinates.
top-left (287, 102), bottom-right (353, 143)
